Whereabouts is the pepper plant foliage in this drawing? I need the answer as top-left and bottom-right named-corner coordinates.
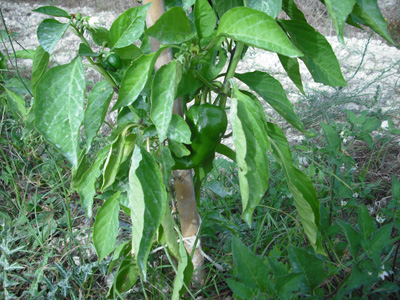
top-left (31, 0), bottom-right (392, 293)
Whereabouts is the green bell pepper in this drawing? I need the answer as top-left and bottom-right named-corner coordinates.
top-left (172, 103), bottom-right (227, 169)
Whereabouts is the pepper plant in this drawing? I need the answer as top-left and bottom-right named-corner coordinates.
top-left (28, 0), bottom-right (394, 296)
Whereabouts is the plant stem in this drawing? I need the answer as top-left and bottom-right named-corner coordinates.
top-left (220, 42), bottom-right (244, 108)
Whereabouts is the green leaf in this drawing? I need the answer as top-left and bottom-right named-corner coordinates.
top-left (362, 117), bottom-right (380, 132)
top-left (281, 0), bottom-right (307, 22)
top-left (146, 7), bottom-right (194, 44)
top-left (5, 88), bottom-right (26, 118)
top-left (93, 191), bottom-right (120, 262)
top-left (171, 238), bottom-right (193, 299)
top-left (108, 255), bottom-right (138, 296)
top-left (338, 220), bottom-right (363, 258)
top-left (370, 224), bottom-right (392, 255)
top-left (280, 20), bottom-right (347, 87)
top-left (35, 56), bottom-right (85, 167)
top-left (129, 146), bottom-right (167, 279)
top-left (236, 71), bottom-right (305, 133)
top-left (13, 49), bottom-right (36, 59)
top-left (101, 125), bottom-right (135, 191)
top-left (89, 27), bottom-right (110, 46)
top-left (169, 140), bottom-right (191, 158)
top-left (110, 4), bottom-right (151, 49)
top-left (215, 144), bottom-right (236, 162)
top-left (114, 44), bottom-right (142, 60)
top-left (324, 0), bottom-right (356, 44)
top-left (288, 246), bottom-right (326, 290)
top-left (278, 54), bottom-right (304, 94)
top-left (37, 19), bottom-right (70, 53)
top-left (31, 45), bottom-right (49, 94)
top-left (183, 0), bottom-right (196, 10)
top-left (167, 114), bottom-right (192, 144)
top-left (78, 43), bottom-right (100, 57)
top-left (320, 123), bottom-right (340, 152)
top-left (211, 0), bottom-right (243, 18)
top-left (76, 146), bottom-right (110, 219)
top-left (194, 0), bottom-right (217, 38)
top-left (150, 60), bottom-right (182, 142)
top-left (217, 7), bottom-right (303, 57)
top-left (248, 0), bottom-right (282, 18)
top-left (276, 273), bottom-right (304, 299)
top-left (232, 236), bottom-right (270, 291)
top-left (114, 53), bottom-right (155, 110)
top-left (231, 88), bottom-right (270, 225)
top-left (160, 204), bottom-right (180, 260)
top-left (158, 146), bottom-right (175, 187)
top-left (392, 175), bottom-right (400, 202)
top-left (265, 122), bottom-right (322, 253)
top-left (33, 6), bottom-right (71, 18)
top-left (353, 0), bottom-right (394, 44)
top-left (84, 81), bottom-right (114, 151)
top-left (358, 205), bottom-right (374, 240)
top-left (226, 279), bottom-right (257, 299)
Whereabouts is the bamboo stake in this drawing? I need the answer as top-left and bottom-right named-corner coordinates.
top-left (141, 0), bottom-right (204, 284)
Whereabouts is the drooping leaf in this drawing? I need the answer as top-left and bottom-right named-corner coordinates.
top-left (194, 0), bottom-right (217, 38)
top-left (35, 56), bottom-right (85, 167)
top-left (236, 71), bottom-right (305, 133)
top-left (84, 81), bottom-right (114, 151)
top-left (108, 255), bottom-right (138, 297)
top-left (232, 236), bottom-right (270, 291)
top-left (129, 146), bottom-right (167, 279)
top-left (33, 6), bottom-right (71, 18)
top-left (248, 0), bottom-right (282, 18)
top-left (265, 122), bottom-right (322, 253)
top-left (280, 20), bottom-right (347, 87)
top-left (110, 4), bottom-right (151, 49)
top-left (217, 7), bottom-right (303, 57)
top-left (231, 88), bottom-right (270, 225)
top-left (37, 19), bottom-right (70, 53)
top-left (158, 146), bottom-right (175, 187)
top-left (159, 204), bottom-right (180, 260)
top-left (288, 246), bottom-right (326, 291)
top-left (278, 54), bottom-right (304, 94)
top-left (146, 7), bottom-right (194, 44)
top-left (324, 0), bottom-right (356, 44)
top-left (93, 192), bottom-right (120, 262)
top-left (76, 146), bottom-right (110, 219)
top-left (167, 114), bottom-right (192, 144)
top-left (101, 125), bottom-right (135, 191)
top-left (31, 45), bottom-right (49, 94)
top-left (171, 237), bottom-right (193, 299)
top-left (358, 205), bottom-right (374, 240)
top-left (5, 88), bottom-right (26, 118)
top-left (282, 0), bottom-right (307, 23)
top-left (114, 53), bottom-right (156, 110)
top-left (150, 60), bottom-right (182, 142)
top-left (353, 0), bottom-right (394, 44)
top-left (211, 0), bottom-right (243, 18)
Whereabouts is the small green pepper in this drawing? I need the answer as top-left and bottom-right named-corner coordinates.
top-left (103, 53), bottom-right (122, 72)
top-left (172, 103), bottom-right (227, 169)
